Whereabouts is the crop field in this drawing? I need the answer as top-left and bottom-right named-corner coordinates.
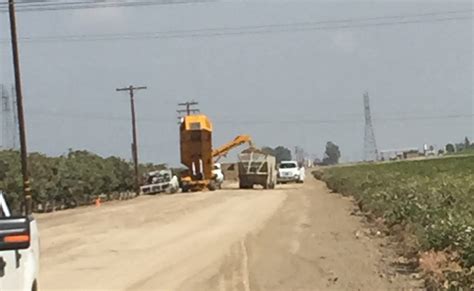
top-left (315, 156), bottom-right (474, 288)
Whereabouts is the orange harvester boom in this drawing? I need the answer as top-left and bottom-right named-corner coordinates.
top-left (212, 135), bottom-right (253, 161)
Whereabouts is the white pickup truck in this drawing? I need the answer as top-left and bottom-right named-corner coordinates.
top-left (277, 161), bottom-right (305, 184)
top-left (141, 169), bottom-right (179, 195)
top-left (0, 192), bottom-right (39, 291)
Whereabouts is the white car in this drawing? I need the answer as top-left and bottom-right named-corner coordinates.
top-left (277, 161), bottom-right (305, 184)
top-left (0, 192), bottom-right (39, 291)
top-left (212, 163), bottom-right (224, 189)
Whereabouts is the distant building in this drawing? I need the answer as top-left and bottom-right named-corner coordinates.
top-left (405, 150), bottom-right (420, 159)
top-left (380, 148), bottom-right (420, 161)
top-left (423, 144), bottom-right (437, 156)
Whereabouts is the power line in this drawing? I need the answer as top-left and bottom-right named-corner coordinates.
top-left (0, 1), bottom-right (469, 14)
top-left (1, 0), bottom-right (191, 5)
top-left (27, 110), bottom-right (473, 124)
top-left (0, 0), bottom-right (216, 12)
top-left (1, 0), bottom-right (107, 5)
top-left (1, 13), bottom-right (470, 44)
top-left (0, 0), bottom-right (211, 8)
top-left (0, 1), bottom-right (471, 19)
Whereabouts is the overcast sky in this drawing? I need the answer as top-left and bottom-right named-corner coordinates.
top-left (0, 0), bottom-right (472, 166)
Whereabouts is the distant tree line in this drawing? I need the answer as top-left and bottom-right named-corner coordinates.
top-left (313, 142), bottom-right (341, 166)
top-left (0, 150), bottom-right (166, 214)
top-left (261, 146), bottom-right (292, 163)
top-left (323, 142), bottom-right (341, 165)
top-left (445, 136), bottom-right (473, 154)
top-left (261, 143), bottom-right (342, 166)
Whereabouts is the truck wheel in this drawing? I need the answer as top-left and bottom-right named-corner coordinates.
top-left (208, 181), bottom-right (217, 191)
top-left (165, 186), bottom-right (177, 194)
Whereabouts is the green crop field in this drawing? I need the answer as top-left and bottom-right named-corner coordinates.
top-left (315, 156), bottom-right (473, 288)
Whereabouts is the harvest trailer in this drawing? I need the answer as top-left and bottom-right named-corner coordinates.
top-left (238, 149), bottom-right (276, 189)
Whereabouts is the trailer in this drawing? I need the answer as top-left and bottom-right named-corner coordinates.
top-left (238, 148), bottom-right (276, 189)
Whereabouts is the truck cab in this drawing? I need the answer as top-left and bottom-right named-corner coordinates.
top-left (141, 170), bottom-right (179, 195)
top-left (0, 192), bottom-right (39, 291)
top-left (277, 161), bottom-right (305, 184)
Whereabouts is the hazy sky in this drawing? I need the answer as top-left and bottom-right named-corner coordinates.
top-left (1, 0), bottom-right (473, 166)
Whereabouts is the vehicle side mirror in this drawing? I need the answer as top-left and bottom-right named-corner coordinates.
top-left (0, 217), bottom-right (30, 251)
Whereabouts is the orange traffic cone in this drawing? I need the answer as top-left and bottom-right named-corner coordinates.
top-left (95, 197), bottom-right (101, 208)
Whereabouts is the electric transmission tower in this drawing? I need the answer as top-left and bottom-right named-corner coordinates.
top-left (11, 85), bottom-right (18, 149)
top-left (363, 92), bottom-right (379, 161)
top-left (294, 146), bottom-right (305, 163)
top-left (1, 84), bottom-right (20, 150)
top-left (1, 84), bottom-right (13, 149)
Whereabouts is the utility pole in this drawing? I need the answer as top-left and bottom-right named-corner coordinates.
top-left (116, 85), bottom-right (147, 196)
top-left (8, 0), bottom-right (32, 215)
top-left (177, 101), bottom-right (200, 116)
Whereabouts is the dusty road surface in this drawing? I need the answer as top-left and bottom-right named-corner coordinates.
top-left (38, 178), bottom-right (418, 290)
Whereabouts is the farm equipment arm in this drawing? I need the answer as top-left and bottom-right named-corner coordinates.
top-left (212, 135), bottom-right (253, 161)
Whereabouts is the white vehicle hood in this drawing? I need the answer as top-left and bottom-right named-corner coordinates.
top-left (278, 169), bottom-right (299, 176)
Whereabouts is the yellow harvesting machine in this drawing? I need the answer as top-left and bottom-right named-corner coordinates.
top-left (179, 114), bottom-right (214, 192)
top-left (179, 114), bottom-right (253, 192)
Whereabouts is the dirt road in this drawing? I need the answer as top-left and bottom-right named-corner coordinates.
top-left (38, 178), bottom-right (417, 290)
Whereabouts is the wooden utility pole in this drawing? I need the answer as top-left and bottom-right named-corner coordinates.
top-left (177, 101), bottom-right (199, 116)
top-left (116, 85), bottom-right (147, 196)
top-left (8, 0), bottom-right (32, 215)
